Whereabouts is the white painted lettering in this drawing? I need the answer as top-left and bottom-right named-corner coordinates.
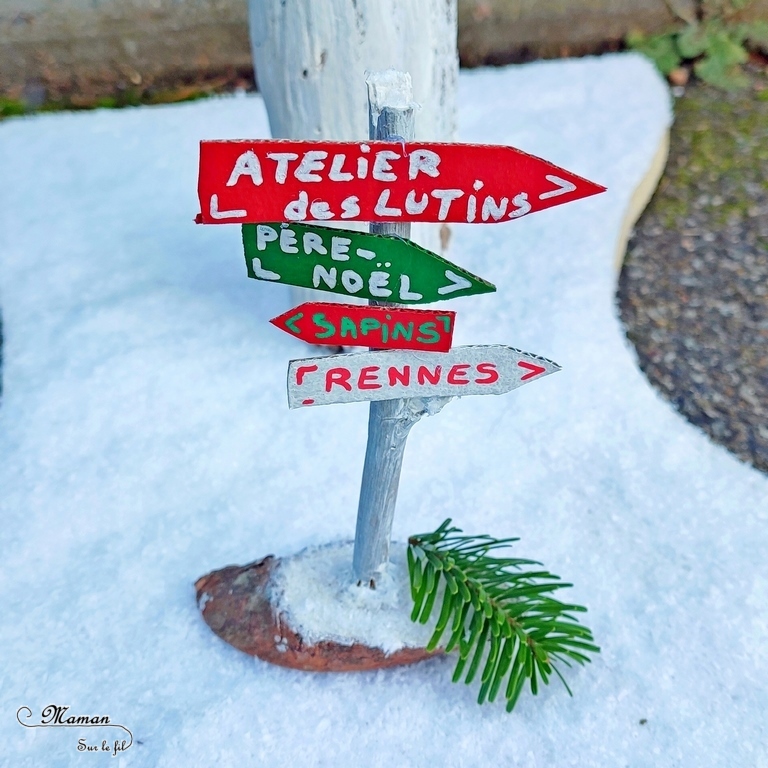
top-left (540, 175), bottom-right (576, 199)
top-left (251, 257), bottom-right (280, 281)
top-left (303, 232), bottom-right (327, 255)
top-left (309, 200), bottom-right (334, 220)
top-left (398, 275), bottom-right (423, 301)
top-left (340, 196), bottom-right (360, 219)
top-left (329, 154), bottom-right (353, 181)
top-left (508, 192), bottom-right (531, 219)
top-left (284, 191), bottom-right (308, 221)
top-left (438, 270), bottom-right (472, 295)
top-left (356, 248), bottom-right (376, 260)
top-left (431, 189), bottom-right (464, 221)
top-left (405, 190), bottom-right (428, 215)
top-left (256, 224), bottom-right (278, 250)
top-left (209, 195), bottom-right (246, 220)
top-left (295, 150), bottom-right (328, 182)
top-left (368, 271), bottom-right (392, 298)
top-left (313, 265), bottom-right (337, 290)
top-left (466, 194), bottom-right (477, 223)
top-left (372, 150), bottom-right (400, 182)
top-left (374, 190), bottom-right (402, 217)
top-left (481, 195), bottom-right (508, 221)
top-left (408, 149), bottom-right (441, 180)
top-left (226, 150), bottom-right (263, 186)
top-left (341, 270), bottom-right (364, 293)
top-left (279, 228), bottom-right (298, 254)
top-left (331, 237), bottom-right (351, 261)
top-left (266, 152), bottom-right (298, 184)
top-left (357, 158), bottom-right (369, 179)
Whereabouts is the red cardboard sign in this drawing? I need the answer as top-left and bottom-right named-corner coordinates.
top-left (196, 140), bottom-right (605, 225)
top-left (270, 302), bottom-right (455, 352)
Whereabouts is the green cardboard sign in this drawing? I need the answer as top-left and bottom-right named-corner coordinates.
top-left (242, 223), bottom-right (495, 304)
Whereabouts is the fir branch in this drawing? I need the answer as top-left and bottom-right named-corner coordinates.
top-left (407, 519), bottom-right (599, 712)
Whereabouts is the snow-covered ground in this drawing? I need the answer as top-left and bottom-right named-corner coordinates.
top-left (2, 53), bottom-right (766, 767)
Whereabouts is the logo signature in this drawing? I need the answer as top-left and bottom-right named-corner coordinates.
top-left (17, 705), bottom-right (133, 757)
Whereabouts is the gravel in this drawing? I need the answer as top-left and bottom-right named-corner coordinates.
top-left (618, 67), bottom-right (768, 474)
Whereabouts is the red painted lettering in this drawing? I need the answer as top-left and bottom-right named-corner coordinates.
top-left (326, 367), bottom-right (352, 392)
top-left (358, 366), bottom-right (382, 390)
top-left (388, 365), bottom-right (411, 386)
top-left (475, 362), bottom-right (499, 384)
top-left (295, 364), bottom-right (319, 385)
top-left (518, 361), bottom-right (546, 380)
top-left (417, 365), bottom-right (442, 385)
top-left (447, 364), bottom-right (470, 385)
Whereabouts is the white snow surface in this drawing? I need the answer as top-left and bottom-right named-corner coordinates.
top-left (274, 542), bottom-right (434, 653)
top-left (2, 53), bottom-right (767, 767)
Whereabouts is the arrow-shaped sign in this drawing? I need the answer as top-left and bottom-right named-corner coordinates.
top-left (271, 302), bottom-right (456, 352)
top-left (286, 345), bottom-right (560, 408)
top-left (196, 140), bottom-right (605, 225)
top-left (242, 222), bottom-right (495, 304)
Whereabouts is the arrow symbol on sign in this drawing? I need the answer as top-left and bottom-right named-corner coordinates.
top-left (252, 257), bottom-right (281, 281)
top-left (437, 270), bottom-right (472, 296)
top-left (539, 175), bottom-right (577, 200)
top-left (284, 311), bottom-right (304, 334)
top-left (209, 193), bottom-right (247, 220)
top-left (518, 360), bottom-right (547, 380)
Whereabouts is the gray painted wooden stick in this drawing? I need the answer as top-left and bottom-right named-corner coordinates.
top-left (352, 71), bottom-right (422, 587)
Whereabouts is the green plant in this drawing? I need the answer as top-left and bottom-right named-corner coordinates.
top-left (0, 97), bottom-right (25, 119)
top-left (627, 0), bottom-right (768, 90)
top-left (407, 519), bottom-right (599, 712)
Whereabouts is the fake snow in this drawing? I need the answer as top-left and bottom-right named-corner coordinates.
top-left (2, 54), bottom-right (767, 767)
top-left (274, 542), bottom-right (434, 653)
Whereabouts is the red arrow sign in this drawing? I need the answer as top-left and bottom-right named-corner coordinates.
top-left (196, 140), bottom-right (605, 225)
top-left (271, 302), bottom-right (455, 353)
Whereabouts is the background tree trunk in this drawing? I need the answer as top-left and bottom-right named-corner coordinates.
top-left (248, 0), bottom-right (459, 301)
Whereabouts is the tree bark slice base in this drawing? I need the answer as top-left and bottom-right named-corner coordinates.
top-left (195, 555), bottom-right (441, 672)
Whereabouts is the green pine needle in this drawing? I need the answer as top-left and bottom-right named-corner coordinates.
top-left (407, 519), bottom-right (599, 713)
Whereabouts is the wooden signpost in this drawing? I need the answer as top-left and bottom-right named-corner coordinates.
top-left (286, 345), bottom-right (559, 408)
top-left (243, 222), bottom-right (495, 304)
top-left (271, 302), bottom-right (456, 352)
top-left (197, 140), bottom-right (606, 225)
top-left (195, 69), bottom-right (605, 664)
